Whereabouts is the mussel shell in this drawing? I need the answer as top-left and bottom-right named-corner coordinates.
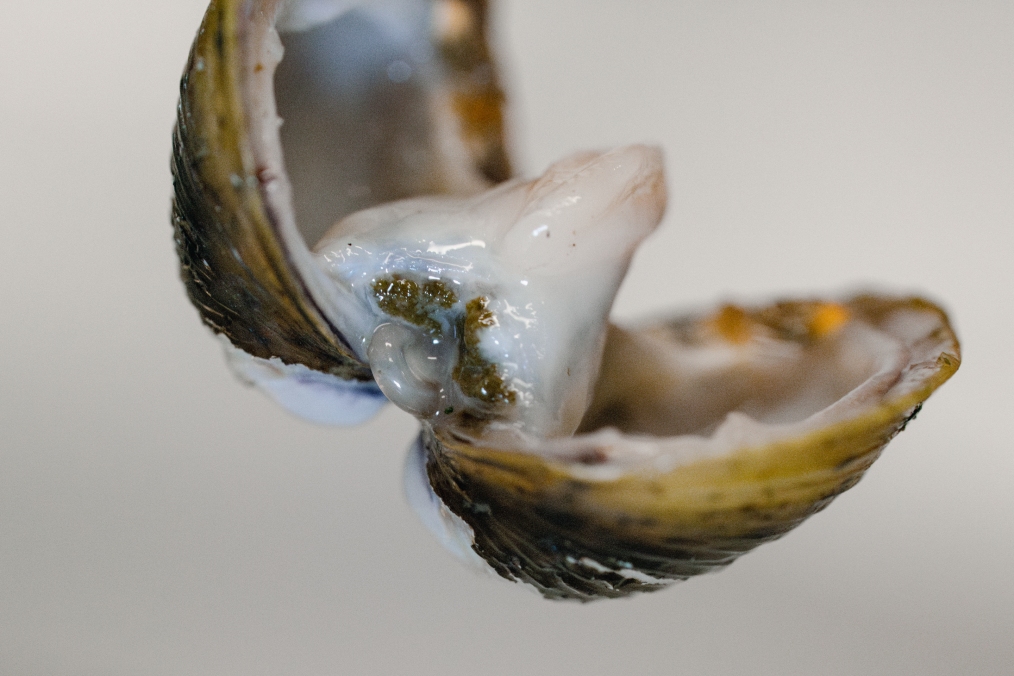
top-left (171, 2), bottom-right (962, 602)
top-left (421, 296), bottom-right (959, 600)
top-left (171, 0), bottom-right (510, 380)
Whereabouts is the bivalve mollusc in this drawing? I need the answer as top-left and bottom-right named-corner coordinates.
top-left (171, 0), bottom-right (960, 600)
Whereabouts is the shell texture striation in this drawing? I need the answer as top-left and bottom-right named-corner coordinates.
top-left (172, 0), bottom-right (961, 600)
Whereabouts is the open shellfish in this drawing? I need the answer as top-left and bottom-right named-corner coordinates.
top-left (172, 0), bottom-right (960, 600)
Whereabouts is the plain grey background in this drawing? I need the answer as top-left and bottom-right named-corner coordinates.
top-left (1, 1), bottom-right (1011, 674)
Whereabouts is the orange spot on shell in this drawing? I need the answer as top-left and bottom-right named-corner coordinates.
top-left (453, 91), bottom-right (505, 139)
top-left (809, 303), bottom-right (850, 339)
top-left (711, 305), bottom-right (753, 344)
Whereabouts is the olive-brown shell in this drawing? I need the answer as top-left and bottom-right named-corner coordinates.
top-left (171, 0), bottom-right (961, 601)
top-left (422, 296), bottom-right (959, 600)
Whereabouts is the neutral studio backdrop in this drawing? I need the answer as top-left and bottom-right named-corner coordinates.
top-left (1, 1), bottom-right (1011, 675)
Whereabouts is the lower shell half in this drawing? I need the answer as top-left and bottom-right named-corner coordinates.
top-left (413, 296), bottom-right (959, 600)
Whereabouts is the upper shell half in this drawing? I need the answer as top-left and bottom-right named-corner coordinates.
top-left (172, 0), bottom-right (961, 600)
top-left (172, 0), bottom-right (513, 422)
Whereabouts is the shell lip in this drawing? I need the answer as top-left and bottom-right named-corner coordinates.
top-left (171, 0), bottom-right (371, 380)
top-left (435, 293), bottom-right (959, 467)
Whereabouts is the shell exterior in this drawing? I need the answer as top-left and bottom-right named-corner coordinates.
top-left (173, 2), bottom-right (354, 378)
top-left (172, 0), bottom-right (961, 601)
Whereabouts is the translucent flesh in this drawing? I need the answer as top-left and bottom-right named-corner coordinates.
top-left (313, 146), bottom-right (667, 438)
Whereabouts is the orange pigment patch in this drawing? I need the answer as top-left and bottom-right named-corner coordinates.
top-left (710, 305), bottom-right (754, 344)
top-left (808, 302), bottom-right (850, 339)
top-left (453, 91), bottom-right (505, 140)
